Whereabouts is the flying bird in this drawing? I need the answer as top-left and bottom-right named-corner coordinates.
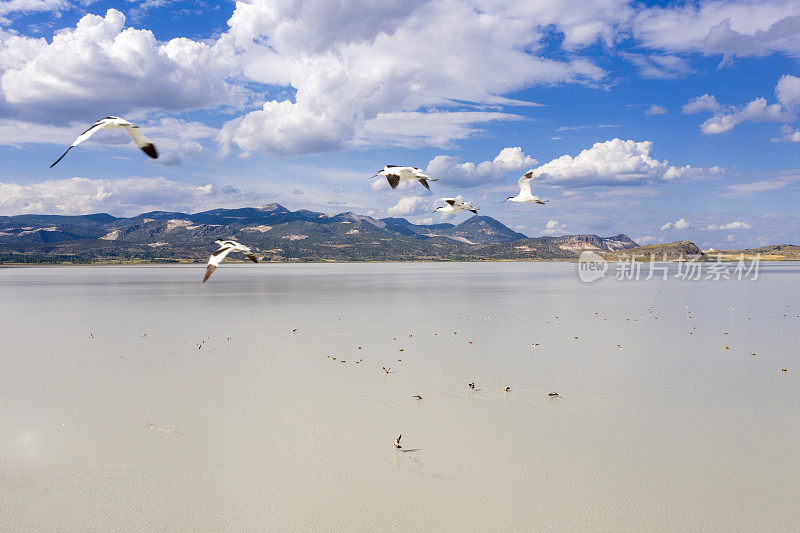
top-left (504, 171), bottom-right (548, 204)
top-left (371, 166), bottom-right (437, 190)
top-left (394, 435), bottom-right (402, 449)
top-left (434, 197), bottom-right (479, 215)
top-left (203, 238), bottom-right (259, 282)
top-left (50, 116), bottom-right (158, 167)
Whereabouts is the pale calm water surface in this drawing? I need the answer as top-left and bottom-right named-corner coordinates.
top-left (1, 263), bottom-right (799, 531)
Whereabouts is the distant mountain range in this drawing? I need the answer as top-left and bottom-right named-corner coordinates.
top-left (0, 203), bottom-right (640, 263)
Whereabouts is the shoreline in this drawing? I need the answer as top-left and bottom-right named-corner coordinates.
top-left (2, 257), bottom-right (800, 267)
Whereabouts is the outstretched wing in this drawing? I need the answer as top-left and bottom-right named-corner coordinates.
top-left (208, 245), bottom-right (234, 266)
top-left (517, 172), bottom-right (533, 196)
top-left (202, 264), bottom-right (217, 283)
top-left (124, 125), bottom-right (159, 159)
top-left (50, 118), bottom-right (113, 168)
top-left (386, 174), bottom-right (401, 189)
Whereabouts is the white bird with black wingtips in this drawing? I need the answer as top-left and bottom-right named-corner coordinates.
top-left (504, 170), bottom-right (548, 204)
top-left (371, 165), bottom-right (437, 190)
top-left (394, 435), bottom-right (402, 449)
top-left (435, 197), bottom-right (479, 215)
top-left (203, 238), bottom-right (259, 282)
top-left (50, 116), bottom-right (159, 167)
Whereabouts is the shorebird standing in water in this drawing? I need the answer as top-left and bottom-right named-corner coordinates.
top-left (413, 394), bottom-right (423, 400)
top-left (394, 435), bottom-right (402, 449)
top-left (50, 116), bottom-right (158, 167)
top-left (504, 171), bottom-right (548, 204)
top-left (383, 366), bottom-right (391, 374)
top-left (203, 238), bottom-right (259, 282)
top-left (468, 382), bottom-right (475, 389)
top-left (371, 166), bottom-right (437, 190)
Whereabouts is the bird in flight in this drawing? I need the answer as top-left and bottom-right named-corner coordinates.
top-left (504, 171), bottom-right (548, 204)
top-left (371, 165), bottom-right (437, 190)
top-left (434, 197), bottom-right (479, 215)
top-left (50, 116), bottom-right (158, 167)
top-left (394, 435), bottom-right (402, 449)
top-left (203, 238), bottom-right (259, 282)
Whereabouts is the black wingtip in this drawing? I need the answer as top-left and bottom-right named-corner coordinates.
top-left (50, 146), bottom-right (72, 168)
top-left (141, 143), bottom-right (159, 159)
top-left (419, 179), bottom-right (431, 191)
top-left (469, 209), bottom-right (478, 214)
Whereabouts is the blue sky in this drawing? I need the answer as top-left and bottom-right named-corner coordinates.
top-left (1, 0), bottom-right (799, 249)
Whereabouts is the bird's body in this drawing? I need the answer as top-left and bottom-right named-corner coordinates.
top-left (203, 238), bottom-right (259, 282)
top-left (468, 382), bottom-right (475, 389)
top-left (505, 171), bottom-right (548, 204)
top-left (50, 116), bottom-right (158, 167)
top-left (413, 394), bottom-right (423, 400)
top-left (372, 165), bottom-right (437, 190)
top-left (394, 435), bottom-right (402, 449)
top-left (435, 197), bottom-right (479, 215)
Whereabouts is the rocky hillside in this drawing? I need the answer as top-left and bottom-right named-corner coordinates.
top-left (603, 241), bottom-right (704, 261)
top-left (0, 204), bottom-right (639, 263)
top-left (478, 234), bottom-right (638, 260)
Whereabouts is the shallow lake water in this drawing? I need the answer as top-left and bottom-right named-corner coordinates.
top-left (1, 263), bottom-right (799, 531)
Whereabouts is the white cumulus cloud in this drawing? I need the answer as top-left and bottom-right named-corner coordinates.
top-left (542, 219), bottom-right (567, 235)
top-left (776, 74), bottom-right (800, 108)
top-left (682, 94), bottom-right (724, 114)
top-left (528, 139), bottom-right (694, 187)
top-left (685, 76), bottom-right (800, 135)
top-left (699, 97), bottom-right (792, 134)
top-left (425, 147), bottom-right (537, 187)
top-left (387, 195), bottom-right (428, 216)
top-left (0, 9), bottom-right (242, 124)
top-left (645, 104), bottom-right (668, 115)
top-left (706, 221), bottom-right (752, 230)
top-left (217, 0), bottom-right (609, 156)
top-left (631, 2), bottom-right (800, 60)
top-left (660, 218), bottom-right (690, 230)
top-left (674, 217), bottom-right (691, 229)
top-left (773, 124), bottom-right (800, 142)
